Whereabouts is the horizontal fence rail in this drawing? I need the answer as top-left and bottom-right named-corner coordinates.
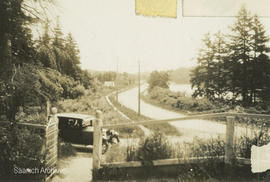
top-left (101, 156), bottom-right (225, 168)
top-left (102, 112), bottom-right (270, 128)
top-left (93, 110), bottom-right (270, 180)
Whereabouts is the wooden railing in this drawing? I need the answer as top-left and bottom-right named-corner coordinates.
top-left (92, 110), bottom-right (270, 179)
top-left (0, 108), bottom-right (59, 182)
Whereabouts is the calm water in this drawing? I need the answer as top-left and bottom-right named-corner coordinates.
top-left (169, 83), bottom-right (194, 97)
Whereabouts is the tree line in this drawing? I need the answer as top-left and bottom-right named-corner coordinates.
top-left (190, 7), bottom-right (270, 107)
top-left (0, 0), bottom-right (94, 121)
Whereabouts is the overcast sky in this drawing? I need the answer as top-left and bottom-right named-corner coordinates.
top-left (54, 0), bottom-right (270, 73)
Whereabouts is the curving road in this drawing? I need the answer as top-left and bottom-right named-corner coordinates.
top-left (118, 86), bottom-right (253, 142)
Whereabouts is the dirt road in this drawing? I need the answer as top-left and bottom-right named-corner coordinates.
top-left (118, 86), bottom-right (252, 141)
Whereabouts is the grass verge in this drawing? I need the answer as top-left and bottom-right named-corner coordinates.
top-left (109, 95), bottom-right (181, 136)
top-left (56, 88), bottom-right (143, 138)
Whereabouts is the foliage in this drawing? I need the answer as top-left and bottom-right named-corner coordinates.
top-left (70, 84), bottom-right (85, 99)
top-left (95, 71), bottom-right (136, 89)
top-left (122, 132), bottom-right (174, 162)
top-left (0, 64), bottom-right (88, 121)
top-left (137, 132), bottom-right (173, 161)
top-left (104, 144), bottom-right (133, 163)
top-left (56, 87), bottom-right (144, 138)
top-left (107, 122), bottom-right (270, 163)
top-left (0, 124), bottom-right (45, 177)
top-left (58, 142), bottom-right (76, 159)
top-left (96, 71), bottom-right (117, 82)
top-left (0, 1), bottom-right (98, 180)
top-left (189, 137), bottom-right (225, 157)
top-left (0, 1), bottom-right (96, 121)
top-left (145, 87), bottom-right (217, 112)
top-left (190, 7), bottom-right (270, 106)
top-left (148, 71), bottom-right (170, 90)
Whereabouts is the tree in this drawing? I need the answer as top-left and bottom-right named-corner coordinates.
top-left (0, 0), bottom-right (37, 80)
top-left (212, 31), bottom-right (229, 99)
top-left (148, 71), bottom-right (170, 90)
top-left (36, 20), bottom-right (57, 69)
top-left (250, 15), bottom-right (270, 103)
top-left (190, 7), bottom-right (270, 107)
top-left (63, 33), bottom-right (81, 78)
top-left (191, 33), bottom-right (216, 99)
top-left (52, 18), bottom-right (68, 73)
top-left (0, 0), bottom-right (54, 121)
top-left (228, 6), bottom-right (254, 104)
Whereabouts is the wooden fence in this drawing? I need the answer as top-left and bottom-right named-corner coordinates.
top-left (0, 108), bottom-right (58, 182)
top-left (92, 111), bottom-right (270, 179)
top-left (44, 110), bottom-right (58, 181)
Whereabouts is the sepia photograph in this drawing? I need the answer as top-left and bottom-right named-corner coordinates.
top-left (1, 0), bottom-right (270, 181)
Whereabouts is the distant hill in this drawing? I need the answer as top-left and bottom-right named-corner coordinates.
top-left (169, 67), bottom-right (193, 84)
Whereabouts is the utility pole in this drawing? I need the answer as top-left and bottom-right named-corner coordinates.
top-left (116, 59), bottom-right (119, 102)
top-left (138, 61), bottom-right (141, 116)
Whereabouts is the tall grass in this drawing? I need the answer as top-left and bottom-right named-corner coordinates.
top-left (105, 125), bottom-right (270, 163)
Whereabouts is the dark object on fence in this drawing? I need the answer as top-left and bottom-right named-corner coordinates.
top-left (102, 129), bottom-right (120, 154)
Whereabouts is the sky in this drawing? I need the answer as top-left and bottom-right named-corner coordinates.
top-left (52, 0), bottom-right (270, 73)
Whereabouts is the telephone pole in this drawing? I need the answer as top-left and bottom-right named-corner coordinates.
top-left (138, 61), bottom-right (141, 116)
top-left (116, 59), bottom-right (119, 102)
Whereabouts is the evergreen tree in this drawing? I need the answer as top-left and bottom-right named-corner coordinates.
top-left (212, 31), bottom-right (229, 99)
top-left (37, 20), bottom-right (57, 68)
top-left (52, 18), bottom-right (68, 73)
top-left (191, 33), bottom-right (215, 99)
top-left (251, 15), bottom-right (270, 103)
top-left (228, 7), bottom-right (254, 104)
top-left (0, 0), bottom-right (53, 121)
top-left (191, 7), bottom-right (270, 107)
top-left (63, 33), bottom-right (81, 78)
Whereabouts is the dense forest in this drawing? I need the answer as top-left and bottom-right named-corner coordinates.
top-left (190, 7), bottom-right (270, 107)
top-left (0, 0), bottom-right (95, 122)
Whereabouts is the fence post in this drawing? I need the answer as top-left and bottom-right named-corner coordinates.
top-left (46, 100), bottom-right (51, 123)
top-left (44, 107), bottom-right (58, 182)
top-left (93, 110), bottom-right (103, 178)
top-left (225, 116), bottom-right (235, 164)
top-left (51, 107), bottom-right (58, 122)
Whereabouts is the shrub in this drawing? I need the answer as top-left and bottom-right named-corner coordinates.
top-left (0, 124), bottom-right (45, 178)
top-left (189, 137), bottom-right (225, 157)
top-left (58, 141), bottom-right (76, 159)
top-left (137, 132), bottom-right (173, 161)
top-left (70, 84), bottom-right (85, 99)
top-left (146, 87), bottom-right (217, 112)
top-left (235, 126), bottom-right (270, 158)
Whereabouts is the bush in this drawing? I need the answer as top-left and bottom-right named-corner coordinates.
top-left (58, 141), bottom-right (76, 159)
top-left (137, 132), bottom-right (173, 161)
top-left (190, 137), bottom-right (225, 157)
top-left (235, 126), bottom-right (270, 158)
top-left (0, 124), bottom-right (45, 178)
top-left (70, 84), bottom-right (85, 99)
top-left (146, 87), bottom-right (217, 112)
